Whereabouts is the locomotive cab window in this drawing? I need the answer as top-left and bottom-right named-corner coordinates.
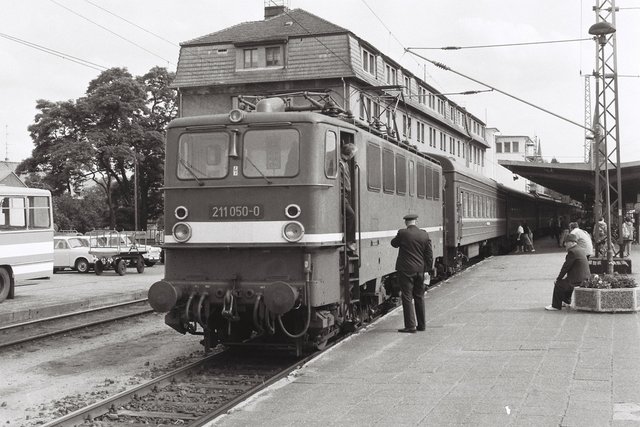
top-left (325, 131), bottom-right (338, 178)
top-left (243, 129), bottom-right (299, 178)
top-left (178, 132), bottom-right (229, 180)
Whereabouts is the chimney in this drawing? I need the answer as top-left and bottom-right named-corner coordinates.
top-left (264, 0), bottom-right (288, 19)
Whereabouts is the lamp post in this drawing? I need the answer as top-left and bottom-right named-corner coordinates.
top-left (589, 18), bottom-right (618, 274)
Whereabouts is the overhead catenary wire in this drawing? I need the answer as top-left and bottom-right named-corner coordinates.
top-left (49, 0), bottom-right (174, 65)
top-left (405, 48), bottom-right (590, 132)
top-left (359, 0), bottom-right (443, 91)
top-left (83, 0), bottom-right (179, 47)
top-left (0, 32), bottom-right (108, 71)
top-left (407, 38), bottom-right (592, 50)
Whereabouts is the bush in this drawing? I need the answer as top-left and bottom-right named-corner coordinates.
top-left (582, 273), bottom-right (637, 289)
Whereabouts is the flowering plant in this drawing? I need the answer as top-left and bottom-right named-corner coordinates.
top-left (581, 273), bottom-right (637, 289)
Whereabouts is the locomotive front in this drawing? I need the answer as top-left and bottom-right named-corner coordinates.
top-left (148, 100), bottom-right (345, 350)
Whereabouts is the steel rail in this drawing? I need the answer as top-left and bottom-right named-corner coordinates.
top-left (0, 300), bottom-right (152, 349)
top-left (41, 353), bottom-right (222, 427)
top-left (0, 298), bottom-right (149, 331)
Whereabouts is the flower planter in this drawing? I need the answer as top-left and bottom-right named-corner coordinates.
top-left (573, 287), bottom-right (640, 312)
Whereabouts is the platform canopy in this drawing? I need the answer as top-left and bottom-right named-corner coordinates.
top-left (499, 160), bottom-right (640, 206)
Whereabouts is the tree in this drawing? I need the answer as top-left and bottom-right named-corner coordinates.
top-left (18, 66), bottom-right (177, 231)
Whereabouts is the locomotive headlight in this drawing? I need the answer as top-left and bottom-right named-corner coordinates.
top-left (229, 109), bottom-right (244, 123)
top-left (285, 204), bottom-right (301, 219)
top-left (282, 221), bottom-right (305, 242)
top-left (172, 222), bottom-right (192, 243)
top-left (175, 206), bottom-right (188, 220)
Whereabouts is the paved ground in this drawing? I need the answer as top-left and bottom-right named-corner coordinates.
top-left (211, 238), bottom-right (640, 427)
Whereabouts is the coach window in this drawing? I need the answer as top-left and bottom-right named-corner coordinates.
top-left (464, 193), bottom-right (469, 217)
top-left (28, 196), bottom-right (51, 228)
top-left (433, 170), bottom-right (440, 200)
top-left (408, 160), bottom-right (415, 196)
top-left (178, 132), bottom-right (229, 180)
top-left (416, 163), bottom-right (425, 198)
top-left (244, 129), bottom-right (299, 178)
top-left (0, 196), bottom-right (26, 230)
top-left (425, 166), bottom-right (433, 199)
top-left (324, 131), bottom-right (338, 178)
top-left (395, 154), bottom-right (407, 195)
top-left (382, 148), bottom-right (395, 193)
top-left (366, 142), bottom-right (381, 191)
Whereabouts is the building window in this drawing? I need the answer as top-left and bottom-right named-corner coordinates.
top-left (421, 123), bottom-right (425, 144)
top-left (386, 64), bottom-right (397, 84)
top-left (457, 140), bottom-right (461, 157)
top-left (496, 142), bottom-right (502, 153)
top-left (504, 142), bottom-right (511, 153)
top-left (362, 48), bottom-right (376, 76)
top-left (418, 87), bottom-right (427, 104)
top-left (265, 46), bottom-right (282, 67)
top-left (512, 141), bottom-right (519, 153)
top-left (437, 98), bottom-right (445, 115)
top-left (403, 75), bottom-right (411, 96)
top-left (428, 94), bottom-right (435, 109)
top-left (243, 48), bottom-right (258, 68)
top-left (449, 137), bottom-right (454, 154)
top-left (440, 132), bottom-right (446, 151)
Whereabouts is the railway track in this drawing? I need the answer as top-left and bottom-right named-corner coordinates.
top-left (0, 299), bottom-right (153, 349)
top-left (42, 344), bottom-right (320, 426)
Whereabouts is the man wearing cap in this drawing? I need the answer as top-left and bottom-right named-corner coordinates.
top-left (391, 213), bottom-right (433, 332)
top-left (339, 143), bottom-right (357, 252)
top-left (545, 233), bottom-right (590, 311)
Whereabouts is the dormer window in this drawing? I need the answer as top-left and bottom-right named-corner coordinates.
top-left (243, 48), bottom-right (258, 69)
top-left (266, 46), bottom-right (282, 66)
top-left (236, 44), bottom-right (285, 70)
top-left (362, 48), bottom-right (376, 76)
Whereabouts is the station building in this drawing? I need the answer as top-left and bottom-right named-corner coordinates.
top-left (172, 5), bottom-right (491, 176)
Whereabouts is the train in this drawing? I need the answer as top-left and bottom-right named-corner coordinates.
top-left (148, 95), bottom-right (578, 353)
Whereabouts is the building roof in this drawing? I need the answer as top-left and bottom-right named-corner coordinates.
top-left (182, 9), bottom-right (349, 46)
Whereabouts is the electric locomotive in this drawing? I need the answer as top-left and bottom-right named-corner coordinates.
top-left (149, 96), bottom-right (443, 352)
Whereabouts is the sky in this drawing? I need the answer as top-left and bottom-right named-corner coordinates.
top-left (1, 0), bottom-right (639, 164)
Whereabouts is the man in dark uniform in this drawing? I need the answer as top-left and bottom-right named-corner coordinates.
top-left (339, 143), bottom-right (357, 252)
top-left (391, 214), bottom-right (433, 333)
top-left (545, 233), bottom-right (590, 311)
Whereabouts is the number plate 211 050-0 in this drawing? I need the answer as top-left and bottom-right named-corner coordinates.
top-left (210, 204), bottom-right (264, 220)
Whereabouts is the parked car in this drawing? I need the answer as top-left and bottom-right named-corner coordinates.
top-left (142, 245), bottom-right (162, 267)
top-left (53, 236), bottom-right (96, 273)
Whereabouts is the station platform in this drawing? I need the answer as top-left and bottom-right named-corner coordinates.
top-left (0, 266), bottom-right (162, 327)
top-left (212, 238), bottom-right (640, 427)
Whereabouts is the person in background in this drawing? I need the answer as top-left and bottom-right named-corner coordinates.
top-left (550, 217), bottom-right (559, 243)
top-left (569, 222), bottom-right (593, 259)
top-left (622, 216), bottom-right (634, 257)
top-left (339, 143), bottom-right (357, 252)
top-left (592, 217), bottom-right (607, 257)
top-left (545, 233), bottom-right (590, 311)
top-left (391, 214), bottom-right (433, 333)
top-left (559, 216), bottom-right (570, 247)
top-left (515, 223), bottom-right (525, 253)
top-left (522, 222), bottom-right (535, 252)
